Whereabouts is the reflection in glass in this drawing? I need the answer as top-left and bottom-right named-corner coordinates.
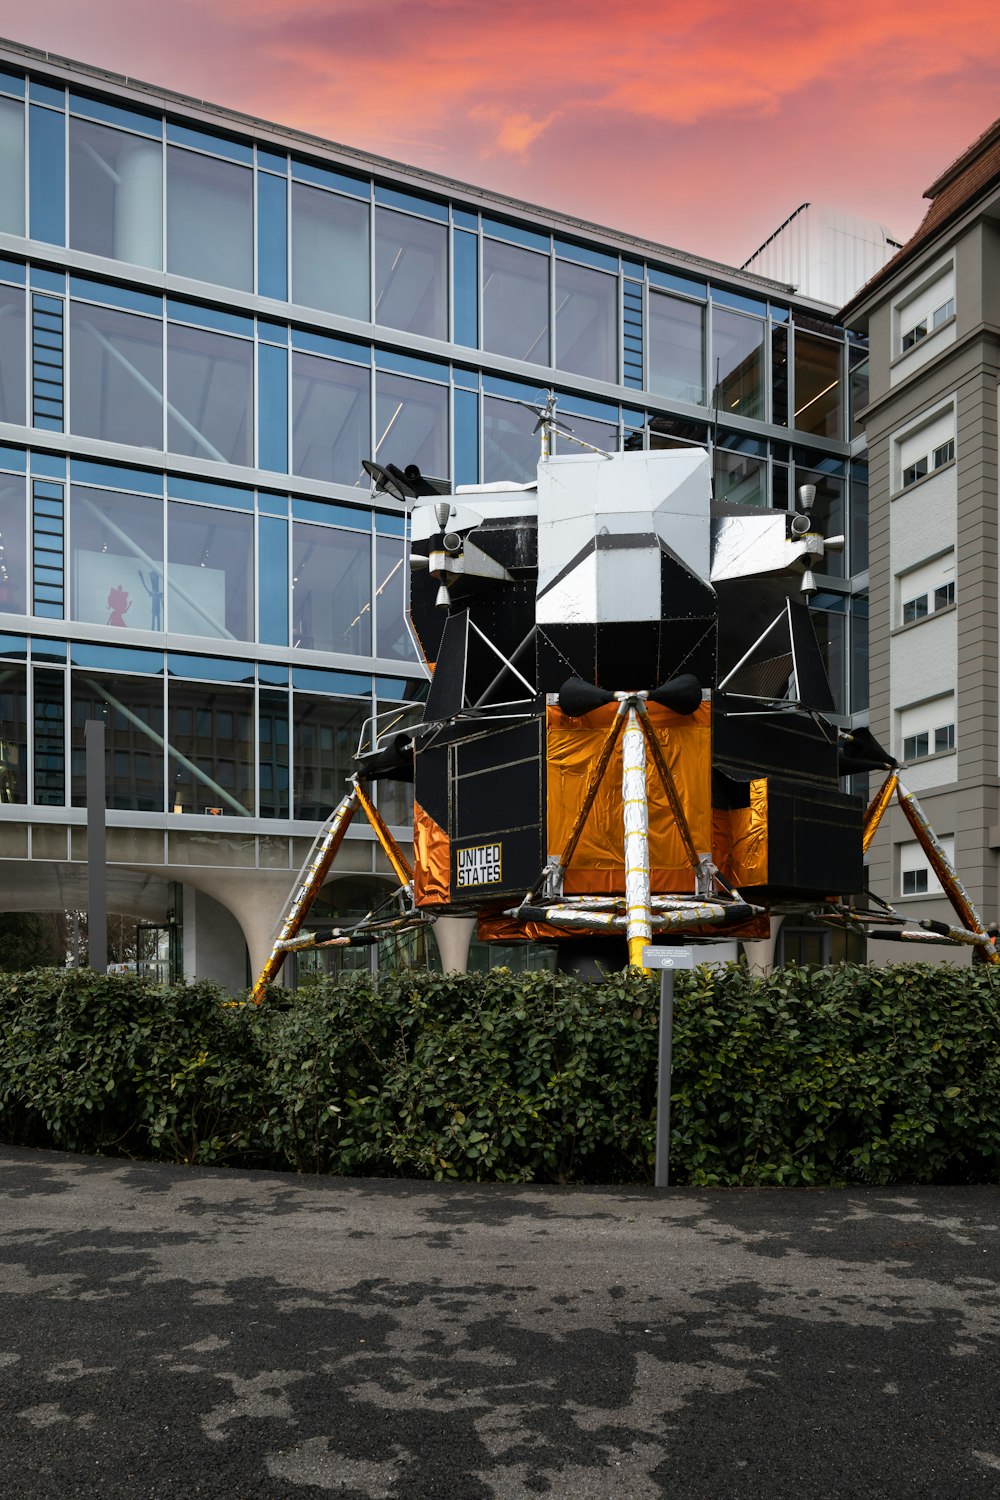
top-left (0, 283), bottom-right (25, 426)
top-left (771, 324), bottom-right (789, 426)
top-left (71, 669), bottom-right (164, 811)
top-left (483, 238), bottom-right (549, 363)
top-left (0, 96), bottom-right (25, 236)
top-left (168, 501), bottom-right (253, 642)
top-left (292, 521), bottom-right (371, 655)
top-left (715, 450), bottom-right (767, 507)
top-left (849, 351), bottom-right (869, 440)
top-left (555, 260), bottom-right (617, 381)
top-left (649, 292), bottom-right (704, 403)
top-left (483, 395), bottom-right (539, 483)
top-left (33, 666), bottom-right (65, 805)
top-left (851, 465), bottom-right (868, 573)
top-left (292, 352), bottom-right (369, 485)
top-left (259, 686), bottom-right (289, 819)
top-left (810, 599), bottom-right (846, 716)
top-left (167, 321), bottom-right (252, 466)
top-left (374, 207), bottom-right (447, 339)
top-left (69, 485), bottom-right (163, 632)
top-left (292, 182), bottom-right (369, 319)
top-left (167, 146), bottom-right (253, 291)
top-left (168, 678), bottom-right (253, 814)
top-left (713, 308), bottom-right (764, 420)
top-left (0, 475), bottom-right (26, 614)
top-left (293, 692), bottom-right (367, 820)
top-left (851, 595), bottom-right (869, 713)
top-left (648, 415), bottom-right (709, 450)
top-left (375, 533), bottom-right (417, 662)
top-left (375, 371), bottom-right (448, 481)
top-left (69, 117), bottom-right (162, 268)
top-left (794, 331), bottom-right (842, 438)
top-left (69, 301), bottom-right (163, 448)
top-left (0, 660), bottom-right (27, 803)
top-left (554, 413), bottom-right (619, 456)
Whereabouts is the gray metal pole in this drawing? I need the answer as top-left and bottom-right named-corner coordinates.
top-left (85, 719), bottom-right (108, 974)
top-left (654, 967), bottom-right (675, 1188)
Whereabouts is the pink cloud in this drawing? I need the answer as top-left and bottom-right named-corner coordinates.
top-left (4, 0), bottom-right (1000, 262)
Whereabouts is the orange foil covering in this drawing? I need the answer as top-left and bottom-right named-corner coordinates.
top-left (413, 800), bottom-right (451, 906)
top-left (711, 779), bottom-right (769, 889)
top-left (546, 700), bottom-right (712, 895)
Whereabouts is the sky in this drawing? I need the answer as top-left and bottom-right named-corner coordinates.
top-left (2, 0), bottom-right (1000, 268)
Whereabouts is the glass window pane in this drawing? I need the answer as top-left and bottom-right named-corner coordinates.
top-left (168, 679), bottom-right (253, 814)
top-left (257, 171), bottom-right (287, 301)
top-left (33, 665), bottom-right (65, 805)
top-left (810, 606), bottom-right (846, 716)
top-left (293, 692), bottom-right (367, 821)
top-left (555, 260), bottom-right (616, 382)
top-left (259, 686), bottom-right (289, 819)
top-left (374, 207), bottom-right (446, 339)
top-left (292, 521), bottom-right (371, 655)
top-left (168, 501), bottom-right (253, 642)
top-left (715, 450), bottom-right (767, 507)
top-left (69, 484), bottom-right (164, 631)
top-left (0, 96), bottom-right (25, 236)
top-left (375, 370), bottom-right (448, 482)
top-left (29, 104), bottom-right (64, 246)
top-left (851, 597), bottom-right (869, 714)
top-left (795, 332), bottom-right (842, 438)
top-left (649, 291), bottom-right (704, 403)
top-left (292, 351), bottom-right (370, 485)
top-left (0, 283), bottom-right (26, 426)
top-left (453, 229), bottom-right (478, 348)
top-left (0, 660), bottom-right (28, 803)
top-left (375, 532), bottom-right (417, 662)
top-left (167, 321), bottom-right (252, 466)
top-left (167, 146), bottom-right (252, 291)
top-left (69, 117), bottom-right (162, 269)
top-left (851, 466), bottom-right (869, 573)
top-left (0, 474), bottom-right (26, 615)
top-left (796, 467), bottom-right (845, 579)
top-left (772, 324), bottom-right (789, 426)
top-left (713, 308), bottom-right (764, 421)
top-left (258, 513), bottom-right (288, 647)
top-left (69, 301), bottom-right (163, 449)
top-left (71, 669), bottom-right (163, 810)
top-left (483, 394), bottom-right (538, 483)
top-left (554, 413), bottom-right (619, 455)
top-left (292, 182), bottom-right (369, 319)
top-left (483, 238), bottom-right (549, 364)
top-left (849, 353), bottom-right (869, 440)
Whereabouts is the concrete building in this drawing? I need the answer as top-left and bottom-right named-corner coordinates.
top-left (0, 38), bottom-right (869, 984)
top-left (743, 204), bottom-right (902, 310)
top-left (840, 118), bottom-right (1000, 959)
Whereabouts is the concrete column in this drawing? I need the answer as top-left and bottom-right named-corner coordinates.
top-left (182, 885), bottom-right (249, 991)
top-left (741, 917), bottom-right (782, 975)
top-left (113, 137), bottom-right (162, 268)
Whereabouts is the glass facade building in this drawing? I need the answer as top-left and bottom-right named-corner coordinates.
top-left (0, 44), bottom-right (869, 983)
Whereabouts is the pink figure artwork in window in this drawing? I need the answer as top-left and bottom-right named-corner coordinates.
top-left (107, 584), bottom-right (131, 628)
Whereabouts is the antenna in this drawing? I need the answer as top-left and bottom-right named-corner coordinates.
top-left (514, 393), bottom-right (612, 462)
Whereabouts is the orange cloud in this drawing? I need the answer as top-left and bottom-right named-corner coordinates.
top-left (3, 0), bottom-right (1000, 262)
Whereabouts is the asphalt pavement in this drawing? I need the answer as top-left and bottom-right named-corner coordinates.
top-left (2, 1147), bottom-right (1000, 1498)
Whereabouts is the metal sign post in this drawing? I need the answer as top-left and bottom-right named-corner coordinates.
top-left (643, 946), bottom-right (695, 1187)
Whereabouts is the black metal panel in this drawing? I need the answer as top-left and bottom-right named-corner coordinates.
top-left (448, 718), bottom-right (544, 898)
top-left (713, 695), bottom-right (840, 785)
top-left (745, 780), bottom-right (863, 899)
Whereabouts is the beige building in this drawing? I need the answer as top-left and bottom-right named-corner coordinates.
top-left (841, 120), bottom-right (1000, 959)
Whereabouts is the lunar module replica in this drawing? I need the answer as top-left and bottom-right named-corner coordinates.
top-left (252, 412), bottom-right (997, 998)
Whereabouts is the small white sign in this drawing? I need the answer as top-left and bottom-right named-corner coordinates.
top-left (642, 946), bottom-right (695, 970)
top-left (456, 842), bottom-right (503, 888)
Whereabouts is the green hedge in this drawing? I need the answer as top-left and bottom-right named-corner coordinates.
top-left (2, 962), bottom-right (1000, 1185)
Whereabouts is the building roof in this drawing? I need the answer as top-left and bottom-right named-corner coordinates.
top-left (840, 116), bottom-right (1000, 322)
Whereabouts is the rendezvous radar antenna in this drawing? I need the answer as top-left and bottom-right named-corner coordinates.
top-left (516, 392), bottom-right (614, 463)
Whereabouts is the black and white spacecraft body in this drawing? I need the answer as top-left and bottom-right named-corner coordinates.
top-left (250, 438), bottom-right (1000, 998)
top-left (366, 444), bottom-right (876, 969)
